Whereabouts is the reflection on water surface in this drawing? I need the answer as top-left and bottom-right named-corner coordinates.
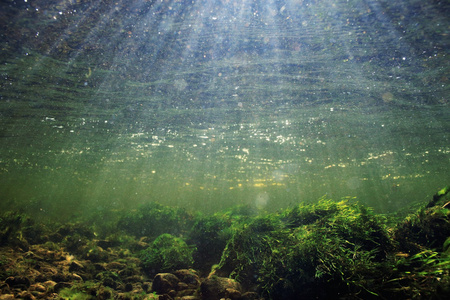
top-left (0, 0), bottom-right (449, 219)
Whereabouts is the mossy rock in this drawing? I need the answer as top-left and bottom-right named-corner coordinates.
top-left (140, 234), bottom-right (195, 274)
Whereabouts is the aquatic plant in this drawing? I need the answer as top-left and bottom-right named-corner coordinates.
top-left (59, 287), bottom-right (93, 300)
top-left (188, 214), bottom-right (233, 273)
top-left (215, 197), bottom-right (393, 299)
top-left (140, 233), bottom-right (195, 274)
top-left (117, 202), bottom-right (194, 238)
top-left (393, 205), bottom-right (450, 254)
top-left (383, 249), bottom-right (450, 298)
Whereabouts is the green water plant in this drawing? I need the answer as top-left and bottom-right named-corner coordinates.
top-left (215, 197), bottom-right (393, 299)
top-left (140, 233), bottom-right (195, 274)
top-left (117, 202), bottom-right (194, 238)
top-left (59, 287), bottom-right (93, 300)
top-left (393, 205), bottom-right (450, 254)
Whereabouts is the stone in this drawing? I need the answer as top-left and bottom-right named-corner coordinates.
top-left (200, 276), bottom-right (242, 300)
top-left (54, 281), bottom-right (72, 292)
top-left (5, 276), bottom-right (31, 288)
top-left (29, 283), bottom-right (46, 293)
top-left (17, 291), bottom-right (36, 300)
top-left (225, 288), bottom-right (242, 300)
top-left (241, 292), bottom-right (260, 300)
top-left (69, 260), bottom-right (85, 272)
top-left (152, 273), bottom-right (180, 294)
top-left (174, 269), bottom-right (200, 288)
top-left (180, 296), bottom-right (201, 300)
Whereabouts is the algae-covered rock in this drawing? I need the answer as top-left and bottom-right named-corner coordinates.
top-left (140, 234), bottom-right (195, 274)
top-left (200, 275), bottom-right (242, 300)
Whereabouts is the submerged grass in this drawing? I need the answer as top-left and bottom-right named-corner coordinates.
top-left (1, 187), bottom-right (449, 299)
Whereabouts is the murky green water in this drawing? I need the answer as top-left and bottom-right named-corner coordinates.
top-left (1, 0), bottom-right (449, 219)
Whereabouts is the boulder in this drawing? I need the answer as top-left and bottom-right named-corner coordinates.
top-left (200, 275), bottom-right (242, 300)
top-left (152, 273), bottom-right (180, 295)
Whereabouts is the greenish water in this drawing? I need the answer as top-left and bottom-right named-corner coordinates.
top-left (1, 0), bottom-right (449, 220)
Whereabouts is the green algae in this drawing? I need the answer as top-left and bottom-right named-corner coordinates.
top-left (140, 233), bottom-right (195, 274)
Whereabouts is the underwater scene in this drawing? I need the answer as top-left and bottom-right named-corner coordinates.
top-left (0, 0), bottom-right (449, 299)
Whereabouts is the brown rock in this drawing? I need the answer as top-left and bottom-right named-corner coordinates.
top-left (117, 293), bottom-right (134, 300)
top-left (29, 283), bottom-right (46, 293)
top-left (52, 272), bottom-right (70, 282)
top-left (180, 296), bottom-right (201, 300)
top-left (152, 273), bottom-right (180, 294)
top-left (200, 276), bottom-right (242, 300)
top-left (5, 276), bottom-right (31, 288)
top-left (54, 281), bottom-right (72, 292)
top-left (241, 292), bottom-right (259, 300)
top-left (174, 269), bottom-right (200, 289)
top-left (177, 288), bottom-right (199, 297)
top-left (177, 282), bottom-right (189, 290)
top-left (17, 291), bottom-right (36, 300)
top-left (42, 280), bottom-right (57, 289)
top-left (226, 288), bottom-right (242, 300)
top-left (69, 260), bottom-right (85, 272)
top-left (71, 273), bottom-right (83, 281)
top-left (97, 287), bottom-right (113, 300)
top-left (106, 261), bottom-right (126, 270)
top-left (142, 281), bottom-right (152, 293)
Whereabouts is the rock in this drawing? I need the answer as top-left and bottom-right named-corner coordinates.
top-left (94, 262), bottom-right (107, 271)
top-left (177, 289), bottom-right (199, 298)
top-left (124, 275), bottom-right (143, 283)
top-left (117, 293), bottom-right (134, 300)
top-left (106, 261), bottom-right (126, 270)
top-left (0, 295), bottom-right (15, 300)
top-left (200, 276), bottom-right (242, 300)
top-left (174, 269), bottom-right (200, 289)
top-left (42, 280), bottom-right (57, 289)
top-left (226, 288), bottom-right (242, 300)
top-left (29, 283), bottom-right (46, 293)
top-left (5, 276), bottom-right (31, 288)
top-left (152, 273), bottom-right (179, 294)
top-left (180, 296), bottom-right (201, 300)
top-left (71, 273), bottom-right (83, 281)
top-left (85, 246), bottom-right (108, 262)
top-left (53, 281), bottom-right (72, 292)
top-left (69, 260), bottom-right (85, 272)
top-left (125, 282), bottom-right (133, 292)
top-left (102, 277), bottom-right (117, 289)
top-left (142, 281), bottom-right (152, 293)
top-left (241, 292), bottom-right (260, 300)
top-left (97, 239), bottom-right (121, 249)
top-left (177, 281), bottom-right (189, 290)
top-left (51, 272), bottom-right (70, 282)
top-left (17, 291), bottom-right (36, 300)
top-left (97, 287), bottom-right (113, 300)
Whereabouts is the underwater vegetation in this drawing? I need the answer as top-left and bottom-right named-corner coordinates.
top-left (214, 197), bottom-right (394, 298)
top-left (117, 202), bottom-right (194, 239)
top-left (140, 234), bottom-right (195, 274)
top-left (0, 187), bottom-right (449, 299)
